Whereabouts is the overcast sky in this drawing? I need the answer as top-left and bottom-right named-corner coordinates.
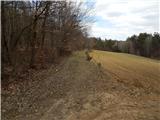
top-left (87, 0), bottom-right (159, 40)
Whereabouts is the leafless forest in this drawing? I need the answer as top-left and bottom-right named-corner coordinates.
top-left (2, 1), bottom-right (93, 84)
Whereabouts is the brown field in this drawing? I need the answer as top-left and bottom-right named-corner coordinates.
top-left (2, 50), bottom-right (160, 120)
top-left (91, 50), bottom-right (160, 93)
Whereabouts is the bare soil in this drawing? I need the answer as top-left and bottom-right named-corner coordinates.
top-left (1, 51), bottom-right (160, 120)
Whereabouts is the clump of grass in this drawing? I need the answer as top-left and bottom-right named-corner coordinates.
top-left (133, 80), bottom-right (144, 88)
top-left (85, 51), bottom-right (92, 61)
top-left (97, 62), bottom-right (101, 68)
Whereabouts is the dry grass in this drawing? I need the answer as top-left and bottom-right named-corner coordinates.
top-left (2, 51), bottom-right (160, 120)
top-left (91, 50), bottom-right (160, 93)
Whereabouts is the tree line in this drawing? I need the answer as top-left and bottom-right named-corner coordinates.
top-left (1, 1), bottom-right (92, 82)
top-left (92, 32), bottom-right (160, 58)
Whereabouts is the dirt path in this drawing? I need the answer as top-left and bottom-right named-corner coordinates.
top-left (2, 51), bottom-right (160, 120)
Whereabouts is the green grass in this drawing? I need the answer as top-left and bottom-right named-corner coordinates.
top-left (91, 50), bottom-right (160, 93)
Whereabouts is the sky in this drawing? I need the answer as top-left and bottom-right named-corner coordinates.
top-left (86, 0), bottom-right (159, 40)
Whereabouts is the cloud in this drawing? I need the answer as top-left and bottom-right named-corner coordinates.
top-left (90, 0), bottom-right (159, 40)
top-left (107, 12), bottom-right (123, 17)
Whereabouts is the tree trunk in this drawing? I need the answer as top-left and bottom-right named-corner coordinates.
top-left (41, 16), bottom-right (47, 49)
top-left (30, 17), bottom-right (37, 68)
top-left (1, 1), bottom-right (12, 65)
top-left (41, 3), bottom-right (50, 48)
